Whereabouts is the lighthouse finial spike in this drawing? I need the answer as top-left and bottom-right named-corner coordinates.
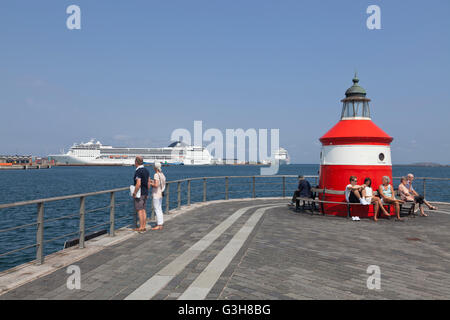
top-left (353, 71), bottom-right (359, 84)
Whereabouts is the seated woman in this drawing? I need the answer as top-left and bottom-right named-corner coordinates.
top-left (378, 176), bottom-right (404, 221)
top-left (361, 177), bottom-right (390, 221)
top-left (398, 177), bottom-right (427, 217)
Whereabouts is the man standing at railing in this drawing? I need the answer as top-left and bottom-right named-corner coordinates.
top-left (133, 156), bottom-right (150, 232)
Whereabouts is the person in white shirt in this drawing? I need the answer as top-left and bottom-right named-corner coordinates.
top-left (345, 176), bottom-right (364, 204)
top-left (149, 162), bottom-right (166, 230)
top-left (361, 177), bottom-right (390, 221)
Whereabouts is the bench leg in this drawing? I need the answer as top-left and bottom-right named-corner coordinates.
top-left (409, 203), bottom-right (415, 215)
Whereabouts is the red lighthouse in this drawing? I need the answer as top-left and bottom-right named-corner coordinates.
top-left (318, 75), bottom-right (393, 217)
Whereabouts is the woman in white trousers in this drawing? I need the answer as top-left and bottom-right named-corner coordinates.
top-left (150, 162), bottom-right (166, 230)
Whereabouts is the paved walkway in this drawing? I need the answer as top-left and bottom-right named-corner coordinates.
top-left (1, 200), bottom-right (449, 300)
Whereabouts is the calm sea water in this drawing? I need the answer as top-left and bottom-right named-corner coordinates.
top-left (0, 164), bottom-right (449, 271)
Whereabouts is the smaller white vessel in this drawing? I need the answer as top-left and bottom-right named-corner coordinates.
top-left (274, 148), bottom-right (290, 165)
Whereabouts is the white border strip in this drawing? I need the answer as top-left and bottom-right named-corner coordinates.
top-left (321, 145), bottom-right (392, 166)
top-left (178, 205), bottom-right (282, 300)
top-left (125, 204), bottom-right (269, 300)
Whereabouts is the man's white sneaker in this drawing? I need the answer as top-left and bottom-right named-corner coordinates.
top-left (360, 198), bottom-right (370, 205)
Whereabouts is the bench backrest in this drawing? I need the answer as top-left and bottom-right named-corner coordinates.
top-left (311, 188), bottom-right (399, 197)
top-left (311, 188), bottom-right (345, 195)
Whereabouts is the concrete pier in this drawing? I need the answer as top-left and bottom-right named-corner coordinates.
top-left (0, 199), bottom-right (449, 300)
top-left (0, 165), bottom-right (51, 170)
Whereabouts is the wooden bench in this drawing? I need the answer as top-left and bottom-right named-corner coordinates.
top-left (309, 188), bottom-right (363, 218)
top-left (309, 188), bottom-right (392, 218)
top-left (293, 197), bottom-right (318, 215)
top-left (293, 187), bottom-right (416, 218)
top-left (294, 188), bottom-right (356, 217)
top-left (293, 190), bottom-right (316, 214)
top-left (395, 189), bottom-right (417, 217)
top-left (372, 189), bottom-right (415, 217)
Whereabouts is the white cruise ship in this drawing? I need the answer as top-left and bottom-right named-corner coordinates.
top-left (49, 140), bottom-right (213, 165)
top-left (274, 147), bottom-right (290, 165)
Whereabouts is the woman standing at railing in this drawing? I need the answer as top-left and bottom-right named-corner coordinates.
top-left (150, 162), bottom-right (166, 230)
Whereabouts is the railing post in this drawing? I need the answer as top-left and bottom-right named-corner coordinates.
top-left (282, 176), bottom-right (286, 198)
top-left (252, 176), bottom-right (256, 198)
top-left (177, 181), bottom-right (181, 209)
top-left (225, 177), bottom-right (229, 200)
top-left (109, 192), bottom-right (115, 237)
top-left (187, 180), bottom-right (191, 206)
top-left (423, 179), bottom-right (426, 198)
top-left (165, 183), bottom-right (170, 214)
top-left (36, 202), bottom-right (44, 265)
top-left (203, 178), bottom-right (207, 202)
top-left (79, 196), bottom-right (85, 249)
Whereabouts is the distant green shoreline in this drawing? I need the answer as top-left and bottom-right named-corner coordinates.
top-left (393, 163), bottom-right (449, 167)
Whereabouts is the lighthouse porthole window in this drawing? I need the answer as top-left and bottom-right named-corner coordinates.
top-left (378, 153), bottom-right (385, 161)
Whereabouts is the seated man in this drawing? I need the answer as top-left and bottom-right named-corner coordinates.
top-left (406, 173), bottom-right (437, 211)
top-left (290, 175), bottom-right (312, 209)
top-left (345, 176), bottom-right (367, 204)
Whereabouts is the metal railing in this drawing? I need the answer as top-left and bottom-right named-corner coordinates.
top-left (0, 187), bottom-right (129, 265)
top-left (0, 175), bottom-right (448, 269)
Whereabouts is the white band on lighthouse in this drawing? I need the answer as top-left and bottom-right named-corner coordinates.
top-left (320, 145), bottom-right (392, 166)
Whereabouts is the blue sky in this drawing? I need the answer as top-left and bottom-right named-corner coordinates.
top-left (0, 0), bottom-right (449, 164)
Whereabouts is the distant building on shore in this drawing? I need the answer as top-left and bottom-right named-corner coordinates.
top-left (0, 155), bottom-right (32, 165)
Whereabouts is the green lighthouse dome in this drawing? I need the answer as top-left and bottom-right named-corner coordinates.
top-left (345, 74), bottom-right (367, 97)
top-left (340, 74), bottom-right (371, 119)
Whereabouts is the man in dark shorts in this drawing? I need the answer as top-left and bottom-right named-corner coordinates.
top-left (345, 176), bottom-right (364, 204)
top-left (132, 156), bottom-right (150, 232)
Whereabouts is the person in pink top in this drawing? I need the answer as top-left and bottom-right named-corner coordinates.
top-left (406, 173), bottom-right (437, 211)
top-left (399, 177), bottom-right (427, 217)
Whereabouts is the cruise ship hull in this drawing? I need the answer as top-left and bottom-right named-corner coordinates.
top-left (49, 155), bottom-right (135, 165)
top-left (49, 155), bottom-right (211, 165)
top-left (49, 140), bottom-right (213, 166)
